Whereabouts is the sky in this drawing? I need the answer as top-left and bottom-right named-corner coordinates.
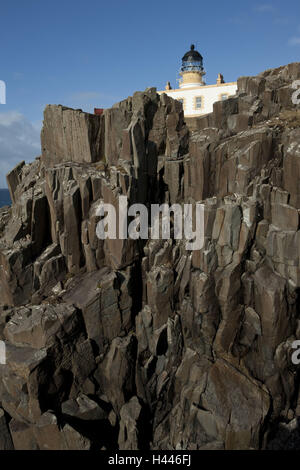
top-left (0, 0), bottom-right (300, 187)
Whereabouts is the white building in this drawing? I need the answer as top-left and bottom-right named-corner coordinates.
top-left (158, 45), bottom-right (237, 117)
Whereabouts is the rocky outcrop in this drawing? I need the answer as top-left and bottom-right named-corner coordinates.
top-left (1, 63), bottom-right (300, 449)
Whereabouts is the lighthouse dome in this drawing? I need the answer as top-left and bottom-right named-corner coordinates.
top-left (181, 44), bottom-right (203, 73)
top-left (182, 44), bottom-right (202, 62)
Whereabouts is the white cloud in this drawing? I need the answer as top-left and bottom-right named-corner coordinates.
top-left (0, 111), bottom-right (41, 187)
top-left (0, 111), bottom-right (23, 127)
top-left (289, 37), bottom-right (300, 46)
top-left (255, 4), bottom-right (276, 12)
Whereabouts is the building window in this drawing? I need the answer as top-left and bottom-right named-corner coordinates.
top-left (195, 96), bottom-right (203, 109)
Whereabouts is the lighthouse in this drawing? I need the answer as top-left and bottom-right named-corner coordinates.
top-left (158, 45), bottom-right (237, 117)
top-left (179, 44), bottom-right (205, 88)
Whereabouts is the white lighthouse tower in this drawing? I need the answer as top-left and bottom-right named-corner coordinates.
top-left (158, 45), bottom-right (237, 117)
top-left (179, 44), bottom-right (205, 88)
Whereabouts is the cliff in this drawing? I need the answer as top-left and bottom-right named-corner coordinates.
top-left (0, 63), bottom-right (300, 449)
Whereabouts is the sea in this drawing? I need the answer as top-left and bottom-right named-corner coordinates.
top-left (0, 189), bottom-right (11, 208)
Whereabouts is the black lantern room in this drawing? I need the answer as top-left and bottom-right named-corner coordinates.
top-left (181, 44), bottom-right (204, 73)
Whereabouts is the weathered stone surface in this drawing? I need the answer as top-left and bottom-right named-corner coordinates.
top-left (41, 105), bottom-right (105, 166)
top-left (271, 202), bottom-right (299, 231)
top-left (6, 161), bottom-right (25, 204)
top-left (3, 303), bottom-right (80, 349)
top-left (0, 408), bottom-right (14, 449)
top-left (62, 394), bottom-right (107, 421)
top-left (94, 334), bottom-right (137, 414)
top-left (1, 63), bottom-right (300, 450)
top-left (118, 396), bottom-right (142, 450)
top-left (62, 268), bottom-right (132, 352)
top-left (9, 419), bottom-right (38, 450)
top-left (62, 423), bottom-right (92, 450)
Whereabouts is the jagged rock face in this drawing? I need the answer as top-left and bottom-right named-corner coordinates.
top-left (1, 64), bottom-right (300, 449)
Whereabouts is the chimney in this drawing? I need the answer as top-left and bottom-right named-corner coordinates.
top-left (217, 73), bottom-right (225, 85)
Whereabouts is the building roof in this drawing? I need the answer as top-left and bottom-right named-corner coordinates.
top-left (182, 44), bottom-right (203, 62)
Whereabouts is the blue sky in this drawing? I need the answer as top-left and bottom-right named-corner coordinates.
top-left (0, 0), bottom-right (300, 186)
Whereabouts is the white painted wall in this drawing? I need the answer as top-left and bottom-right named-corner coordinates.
top-left (158, 82), bottom-right (238, 117)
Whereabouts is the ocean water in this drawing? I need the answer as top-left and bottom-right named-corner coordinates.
top-left (0, 189), bottom-right (11, 208)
